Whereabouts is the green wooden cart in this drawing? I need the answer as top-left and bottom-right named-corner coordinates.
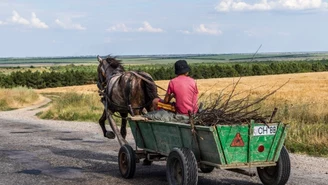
top-left (117, 116), bottom-right (290, 185)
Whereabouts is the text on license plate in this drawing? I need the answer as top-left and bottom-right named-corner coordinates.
top-left (253, 125), bottom-right (277, 136)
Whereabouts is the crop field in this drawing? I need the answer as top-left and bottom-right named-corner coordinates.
top-left (1, 52), bottom-right (328, 67)
top-left (37, 71), bottom-right (328, 104)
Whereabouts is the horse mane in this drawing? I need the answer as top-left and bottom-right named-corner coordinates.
top-left (106, 56), bottom-right (125, 71)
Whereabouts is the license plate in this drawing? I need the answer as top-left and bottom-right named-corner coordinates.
top-left (253, 125), bottom-right (277, 136)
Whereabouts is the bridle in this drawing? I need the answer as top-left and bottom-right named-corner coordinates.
top-left (98, 59), bottom-right (116, 90)
top-left (99, 60), bottom-right (110, 80)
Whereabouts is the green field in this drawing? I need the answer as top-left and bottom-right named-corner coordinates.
top-left (1, 52), bottom-right (328, 67)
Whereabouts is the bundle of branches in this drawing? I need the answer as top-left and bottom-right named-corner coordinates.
top-left (194, 78), bottom-right (289, 126)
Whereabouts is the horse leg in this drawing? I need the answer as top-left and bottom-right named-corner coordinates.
top-left (98, 110), bottom-right (107, 137)
top-left (99, 109), bottom-right (115, 139)
top-left (120, 112), bottom-right (128, 139)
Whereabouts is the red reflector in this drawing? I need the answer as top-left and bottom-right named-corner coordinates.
top-left (258, 145), bottom-right (265, 152)
top-left (231, 133), bottom-right (244, 147)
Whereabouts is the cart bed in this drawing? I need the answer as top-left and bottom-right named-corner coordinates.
top-left (128, 117), bottom-right (288, 169)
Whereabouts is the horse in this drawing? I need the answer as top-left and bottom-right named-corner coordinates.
top-left (97, 55), bottom-right (158, 140)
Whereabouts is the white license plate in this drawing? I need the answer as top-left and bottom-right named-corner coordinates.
top-left (253, 125), bottom-right (277, 136)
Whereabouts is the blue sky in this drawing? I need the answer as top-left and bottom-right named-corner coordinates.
top-left (0, 0), bottom-right (327, 57)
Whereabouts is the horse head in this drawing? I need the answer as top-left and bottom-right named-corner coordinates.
top-left (97, 55), bottom-right (125, 90)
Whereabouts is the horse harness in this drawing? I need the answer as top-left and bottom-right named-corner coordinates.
top-left (101, 71), bottom-right (154, 115)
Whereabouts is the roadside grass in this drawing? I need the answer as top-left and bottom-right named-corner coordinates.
top-left (285, 122), bottom-right (328, 157)
top-left (37, 93), bottom-right (104, 122)
top-left (0, 87), bottom-right (39, 111)
top-left (262, 100), bottom-right (328, 157)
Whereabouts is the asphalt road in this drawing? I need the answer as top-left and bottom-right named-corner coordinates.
top-left (0, 99), bottom-right (327, 185)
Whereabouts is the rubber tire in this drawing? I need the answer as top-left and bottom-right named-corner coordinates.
top-left (200, 164), bottom-right (215, 173)
top-left (118, 144), bottom-right (136, 179)
top-left (166, 148), bottom-right (198, 185)
top-left (257, 146), bottom-right (291, 185)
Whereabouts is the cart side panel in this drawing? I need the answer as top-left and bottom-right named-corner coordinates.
top-left (152, 123), bottom-right (186, 154)
top-left (272, 123), bottom-right (288, 161)
top-left (129, 121), bottom-right (194, 155)
top-left (217, 125), bottom-right (249, 164)
top-left (250, 123), bottom-right (288, 162)
top-left (194, 128), bottom-right (222, 164)
top-left (129, 120), bottom-right (222, 163)
top-left (136, 121), bottom-right (160, 151)
top-left (129, 121), bottom-right (145, 148)
top-left (216, 122), bottom-right (288, 165)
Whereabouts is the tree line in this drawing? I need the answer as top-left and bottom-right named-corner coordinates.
top-left (0, 70), bottom-right (95, 89)
top-left (1, 60), bottom-right (328, 89)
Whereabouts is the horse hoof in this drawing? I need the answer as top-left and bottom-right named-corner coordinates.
top-left (105, 131), bottom-right (115, 139)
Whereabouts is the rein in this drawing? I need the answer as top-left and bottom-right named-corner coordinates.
top-left (99, 60), bottom-right (166, 92)
top-left (129, 71), bottom-right (167, 92)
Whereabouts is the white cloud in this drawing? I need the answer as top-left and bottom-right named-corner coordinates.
top-left (177, 24), bottom-right (222, 35)
top-left (31, 12), bottom-right (48, 29)
top-left (12, 10), bottom-right (29, 25)
top-left (106, 23), bottom-right (131, 32)
top-left (11, 11), bottom-right (48, 29)
top-left (194, 24), bottom-right (222, 35)
top-left (138, 21), bottom-right (164, 33)
top-left (55, 19), bottom-right (86, 30)
top-left (106, 22), bottom-right (164, 33)
top-left (215, 0), bottom-right (328, 12)
top-left (0, 20), bottom-right (6, 25)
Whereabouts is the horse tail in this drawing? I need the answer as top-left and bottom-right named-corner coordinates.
top-left (137, 72), bottom-right (159, 110)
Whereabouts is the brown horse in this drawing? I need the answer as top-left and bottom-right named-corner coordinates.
top-left (97, 55), bottom-right (158, 139)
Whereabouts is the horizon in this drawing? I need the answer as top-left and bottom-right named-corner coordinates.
top-left (1, 50), bottom-right (328, 59)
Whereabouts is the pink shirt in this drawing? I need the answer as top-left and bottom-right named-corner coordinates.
top-left (167, 75), bottom-right (198, 115)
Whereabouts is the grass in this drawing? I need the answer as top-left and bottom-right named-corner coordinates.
top-left (37, 93), bottom-right (104, 122)
top-left (0, 87), bottom-right (39, 111)
top-left (262, 100), bottom-right (328, 157)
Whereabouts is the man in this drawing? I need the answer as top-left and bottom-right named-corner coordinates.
top-left (154, 60), bottom-right (198, 115)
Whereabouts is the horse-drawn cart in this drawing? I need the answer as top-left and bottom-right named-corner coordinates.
top-left (117, 116), bottom-right (290, 185)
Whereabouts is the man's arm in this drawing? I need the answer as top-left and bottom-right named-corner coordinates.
top-left (164, 93), bottom-right (174, 103)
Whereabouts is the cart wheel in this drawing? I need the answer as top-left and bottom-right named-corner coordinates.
top-left (200, 164), bottom-right (214, 173)
top-left (118, 144), bottom-right (136, 179)
top-left (257, 146), bottom-right (291, 185)
top-left (166, 148), bottom-right (198, 185)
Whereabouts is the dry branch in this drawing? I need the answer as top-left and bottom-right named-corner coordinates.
top-left (194, 78), bottom-right (290, 126)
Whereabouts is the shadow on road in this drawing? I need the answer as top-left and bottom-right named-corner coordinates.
top-left (46, 146), bottom-right (261, 185)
